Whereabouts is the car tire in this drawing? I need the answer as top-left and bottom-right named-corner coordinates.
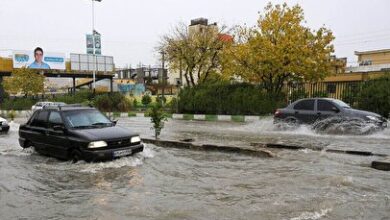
top-left (22, 140), bottom-right (33, 149)
top-left (70, 149), bottom-right (83, 163)
top-left (285, 117), bottom-right (299, 127)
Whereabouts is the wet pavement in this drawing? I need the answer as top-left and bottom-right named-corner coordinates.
top-left (0, 117), bottom-right (389, 219)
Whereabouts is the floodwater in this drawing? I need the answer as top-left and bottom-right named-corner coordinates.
top-left (1, 118), bottom-right (389, 219)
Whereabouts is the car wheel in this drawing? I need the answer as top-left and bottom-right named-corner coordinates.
top-left (70, 149), bottom-right (83, 163)
top-left (285, 117), bottom-right (299, 127)
top-left (23, 140), bottom-right (33, 149)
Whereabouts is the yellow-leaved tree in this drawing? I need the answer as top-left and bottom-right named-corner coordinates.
top-left (4, 68), bottom-right (44, 97)
top-left (222, 3), bottom-right (335, 98)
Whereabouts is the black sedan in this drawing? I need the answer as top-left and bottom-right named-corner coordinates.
top-left (18, 105), bottom-right (144, 162)
top-left (274, 98), bottom-right (387, 128)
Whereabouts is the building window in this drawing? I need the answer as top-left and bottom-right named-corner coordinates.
top-left (360, 60), bottom-right (372, 66)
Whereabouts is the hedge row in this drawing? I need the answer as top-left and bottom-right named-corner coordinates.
top-left (178, 82), bottom-right (285, 115)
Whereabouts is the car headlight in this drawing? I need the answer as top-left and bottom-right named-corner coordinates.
top-left (366, 115), bottom-right (380, 122)
top-left (88, 141), bottom-right (108, 148)
top-left (130, 136), bottom-right (141, 143)
top-left (2, 121), bottom-right (8, 125)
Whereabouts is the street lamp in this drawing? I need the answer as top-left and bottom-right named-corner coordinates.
top-left (91, 0), bottom-right (102, 92)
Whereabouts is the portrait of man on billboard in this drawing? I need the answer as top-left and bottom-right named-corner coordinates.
top-left (28, 47), bottom-right (50, 69)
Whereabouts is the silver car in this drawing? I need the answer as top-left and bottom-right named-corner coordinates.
top-left (31, 102), bottom-right (66, 112)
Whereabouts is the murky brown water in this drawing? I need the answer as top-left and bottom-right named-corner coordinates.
top-left (1, 118), bottom-right (389, 219)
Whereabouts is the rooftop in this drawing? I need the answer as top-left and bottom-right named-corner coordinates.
top-left (355, 49), bottom-right (390, 55)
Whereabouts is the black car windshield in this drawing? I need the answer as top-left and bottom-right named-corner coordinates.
top-left (332, 99), bottom-right (351, 108)
top-left (63, 110), bottom-right (112, 128)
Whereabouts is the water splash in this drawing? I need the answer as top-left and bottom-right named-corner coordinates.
top-left (78, 144), bottom-right (156, 173)
top-left (290, 208), bottom-right (332, 220)
top-left (312, 117), bottom-right (383, 135)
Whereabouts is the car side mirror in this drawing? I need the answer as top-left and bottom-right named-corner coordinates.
top-left (111, 119), bottom-right (118, 125)
top-left (332, 107), bottom-right (340, 113)
top-left (53, 125), bottom-right (65, 131)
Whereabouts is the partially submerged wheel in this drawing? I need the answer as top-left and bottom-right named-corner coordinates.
top-left (22, 141), bottom-right (33, 149)
top-left (70, 149), bottom-right (83, 163)
top-left (285, 117), bottom-right (299, 127)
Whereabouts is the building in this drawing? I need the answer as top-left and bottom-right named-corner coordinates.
top-left (346, 49), bottom-right (390, 73)
top-left (188, 18), bottom-right (218, 35)
top-left (288, 49), bottom-right (390, 103)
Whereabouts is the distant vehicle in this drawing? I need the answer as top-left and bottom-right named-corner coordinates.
top-left (274, 98), bottom-right (387, 128)
top-left (0, 117), bottom-right (10, 133)
top-left (19, 105), bottom-right (144, 162)
top-left (31, 102), bottom-right (66, 112)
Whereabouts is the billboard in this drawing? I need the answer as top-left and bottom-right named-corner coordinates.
top-left (70, 53), bottom-right (114, 72)
top-left (86, 31), bottom-right (102, 55)
top-left (12, 49), bottom-right (65, 70)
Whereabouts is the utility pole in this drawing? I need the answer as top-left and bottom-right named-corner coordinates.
top-left (91, 0), bottom-right (102, 93)
top-left (160, 50), bottom-right (166, 101)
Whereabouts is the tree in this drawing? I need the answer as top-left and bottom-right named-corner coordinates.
top-left (160, 23), bottom-right (231, 87)
top-left (148, 102), bottom-right (168, 139)
top-left (223, 3), bottom-right (335, 98)
top-left (358, 74), bottom-right (390, 117)
top-left (141, 94), bottom-right (152, 106)
top-left (3, 68), bottom-right (44, 97)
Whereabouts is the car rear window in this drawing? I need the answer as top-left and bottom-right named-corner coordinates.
top-left (293, 100), bottom-right (315, 111)
top-left (317, 100), bottom-right (337, 111)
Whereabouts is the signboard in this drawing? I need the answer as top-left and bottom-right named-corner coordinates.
top-left (86, 31), bottom-right (102, 55)
top-left (70, 53), bottom-right (114, 72)
top-left (12, 49), bottom-right (66, 70)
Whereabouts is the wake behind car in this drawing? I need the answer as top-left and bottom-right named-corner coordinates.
top-left (274, 98), bottom-right (387, 129)
top-left (19, 105), bottom-right (144, 162)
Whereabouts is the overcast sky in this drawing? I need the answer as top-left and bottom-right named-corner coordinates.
top-left (1, 0), bottom-right (390, 68)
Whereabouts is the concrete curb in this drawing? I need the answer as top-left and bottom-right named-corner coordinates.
top-left (108, 112), bottom-right (268, 122)
top-left (4, 110), bottom-right (269, 122)
top-left (371, 159), bottom-right (390, 171)
top-left (251, 142), bottom-right (387, 157)
top-left (142, 138), bottom-right (275, 158)
top-left (251, 142), bottom-right (389, 171)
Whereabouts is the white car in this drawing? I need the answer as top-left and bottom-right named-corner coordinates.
top-left (0, 117), bottom-right (10, 133)
top-left (31, 102), bottom-right (66, 112)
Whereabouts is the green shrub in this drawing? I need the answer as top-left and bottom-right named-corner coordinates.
top-left (128, 112), bottom-right (137, 117)
top-left (7, 110), bottom-right (16, 121)
top-left (166, 97), bottom-right (178, 113)
top-left (113, 112), bottom-right (120, 118)
top-left (49, 90), bottom-right (94, 104)
top-left (183, 114), bottom-right (194, 120)
top-left (142, 94), bottom-right (152, 106)
top-left (133, 99), bottom-right (138, 108)
top-left (312, 91), bottom-right (328, 98)
top-left (0, 98), bottom-right (37, 110)
top-left (357, 74), bottom-right (390, 118)
top-left (178, 82), bottom-right (284, 115)
top-left (156, 95), bottom-right (167, 104)
top-left (94, 92), bottom-right (131, 112)
top-left (148, 102), bottom-right (168, 138)
top-left (205, 114), bottom-right (217, 121)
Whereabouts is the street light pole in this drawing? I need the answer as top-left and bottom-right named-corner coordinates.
top-left (92, 0), bottom-right (96, 93)
top-left (91, 0), bottom-right (101, 92)
top-left (160, 50), bottom-right (166, 100)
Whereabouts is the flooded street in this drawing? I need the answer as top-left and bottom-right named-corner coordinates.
top-left (1, 118), bottom-right (390, 219)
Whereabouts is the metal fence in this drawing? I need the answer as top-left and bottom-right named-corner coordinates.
top-left (286, 81), bottom-right (365, 105)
